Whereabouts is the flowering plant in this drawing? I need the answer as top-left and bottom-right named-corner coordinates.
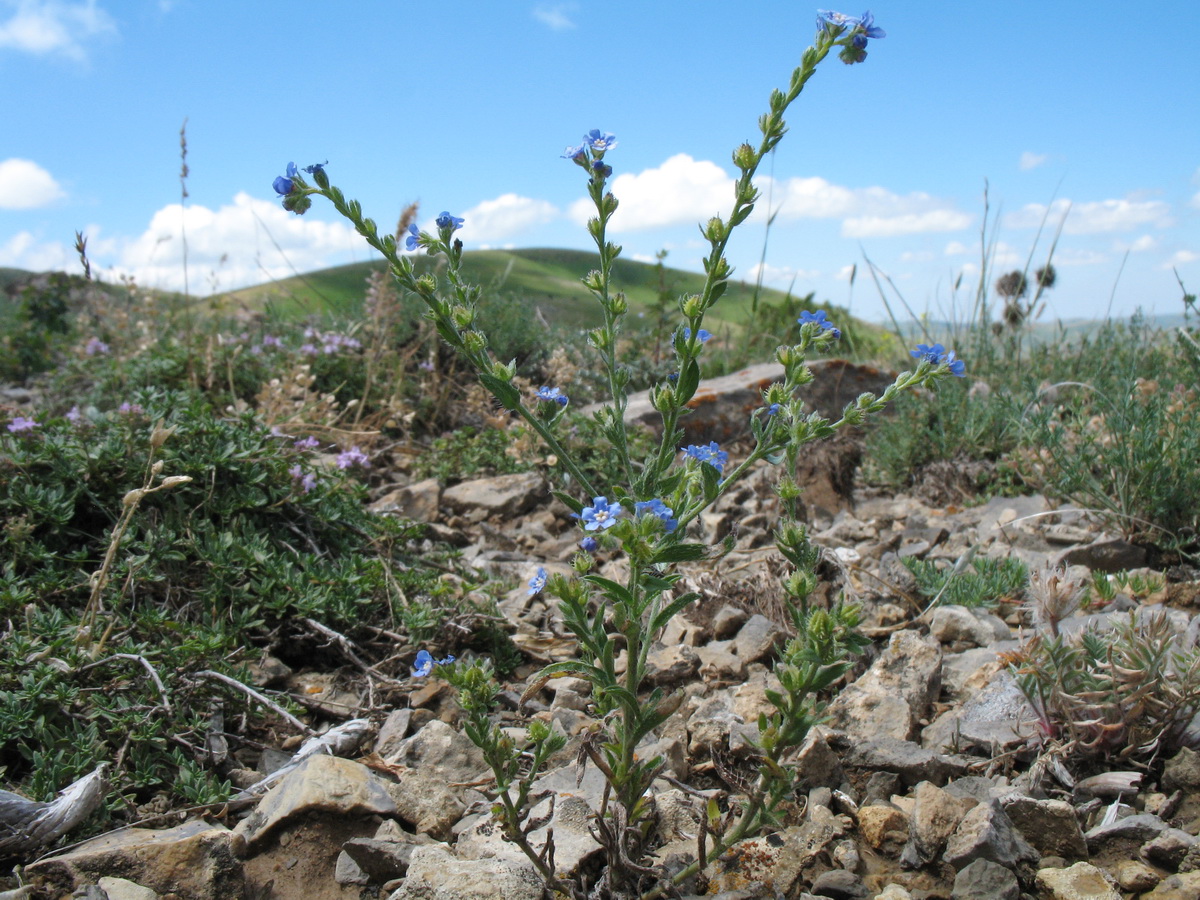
top-left (279, 9), bottom-right (963, 898)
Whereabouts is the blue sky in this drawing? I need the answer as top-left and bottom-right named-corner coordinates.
top-left (1, 0), bottom-right (1197, 324)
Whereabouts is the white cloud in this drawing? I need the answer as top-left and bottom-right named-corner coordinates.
top-left (1122, 235), bottom-right (1157, 253)
top-left (746, 261), bottom-right (817, 286)
top-left (0, 0), bottom-right (117, 61)
top-left (458, 193), bottom-right (558, 242)
top-left (1005, 197), bottom-right (1173, 234)
top-left (842, 210), bottom-right (972, 238)
top-left (1165, 250), bottom-right (1198, 268)
top-left (944, 241), bottom-right (970, 256)
top-left (532, 2), bottom-right (577, 30)
top-left (92, 192), bottom-right (365, 293)
top-left (570, 154), bottom-right (733, 230)
top-left (578, 155), bottom-right (970, 238)
top-left (0, 158), bottom-right (65, 208)
top-left (1019, 152), bottom-right (1047, 171)
top-left (0, 229), bottom-right (74, 270)
top-left (1052, 248), bottom-right (1107, 267)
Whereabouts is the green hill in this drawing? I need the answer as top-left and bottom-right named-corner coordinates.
top-left (220, 247), bottom-right (811, 332)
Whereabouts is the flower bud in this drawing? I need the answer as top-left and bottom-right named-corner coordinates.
top-left (681, 295), bottom-right (703, 318)
top-left (609, 293), bottom-right (627, 315)
top-left (463, 331), bottom-right (487, 354)
top-left (704, 217), bottom-right (727, 242)
top-left (732, 143), bottom-right (757, 170)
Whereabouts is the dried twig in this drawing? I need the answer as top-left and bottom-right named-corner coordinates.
top-left (193, 670), bottom-right (314, 736)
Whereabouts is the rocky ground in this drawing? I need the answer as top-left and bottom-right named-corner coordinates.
top-left (7, 363), bottom-right (1200, 900)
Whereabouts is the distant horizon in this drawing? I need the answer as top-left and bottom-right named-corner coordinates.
top-left (2, 1), bottom-right (1197, 324)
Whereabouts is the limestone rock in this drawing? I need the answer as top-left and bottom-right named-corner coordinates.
top-left (825, 630), bottom-right (941, 743)
top-left (1035, 861), bottom-right (1121, 900)
top-left (386, 843), bottom-right (542, 900)
top-left (900, 781), bottom-right (972, 868)
top-left (1001, 796), bottom-right (1087, 860)
top-left (951, 858), bottom-right (1019, 900)
top-left (942, 800), bottom-right (1038, 870)
top-left (441, 472), bottom-right (546, 523)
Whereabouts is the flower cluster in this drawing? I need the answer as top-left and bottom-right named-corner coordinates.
top-left (683, 441), bottom-right (729, 475)
top-left (635, 498), bottom-right (678, 533)
top-left (911, 343), bottom-right (966, 377)
top-left (817, 9), bottom-right (884, 63)
top-left (563, 130), bottom-right (617, 179)
top-left (798, 309), bottom-right (841, 340)
top-left (299, 329), bottom-right (362, 356)
top-left (6, 416), bottom-right (37, 433)
top-left (436, 211), bottom-right (465, 232)
top-left (581, 496), bottom-right (623, 531)
top-left (294, 436), bottom-right (321, 450)
top-left (536, 385), bottom-right (569, 407)
top-left (336, 446), bottom-right (370, 470)
top-left (410, 649), bottom-right (456, 678)
top-left (289, 464), bottom-right (318, 493)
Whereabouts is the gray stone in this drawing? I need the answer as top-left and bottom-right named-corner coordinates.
top-left (929, 605), bottom-right (993, 648)
top-left (1001, 796), bottom-right (1087, 860)
top-left (386, 843), bottom-right (542, 900)
top-left (951, 858), bottom-right (1019, 900)
top-left (373, 708), bottom-right (413, 759)
top-left (342, 836), bottom-right (419, 881)
top-left (1058, 537), bottom-right (1147, 572)
top-left (1143, 827), bottom-right (1197, 869)
top-left (712, 605), bottom-right (749, 639)
top-left (441, 472), bottom-right (547, 522)
top-left (810, 867), bottom-right (868, 899)
top-left (26, 819), bottom-right (242, 900)
top-left (1085, 813), bottom-right (1169, 856)
top-left (793, 731), bottom-right (846, 792)
top-left (844, 738), bottom-right (954, 788)
top-left (949, 670), bottom-right (1039, 753)
top-left (731, 614), bottom-right (783, 663)
top-left (233, 755), bottom-right (397, 850)
top-left (645, 643), bottom-right (701, 687)
top-left (1162, 747), bottom-right (1200, 793)
top-left (96, 878), bottom-right (158, 900)
top-left (371, 476), bottom-right (442, 521)
top-left (335, 850), bottom-right (371, 886)
top-left (942, 799), bottom-right (1039, 870)
top-left (900, 781), bottom-right (973, 868)
top-left (825, 630), bottom-right (941, 743)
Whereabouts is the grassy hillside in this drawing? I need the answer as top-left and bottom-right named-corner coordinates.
top-left (219, 247), bottom-right (811, 332)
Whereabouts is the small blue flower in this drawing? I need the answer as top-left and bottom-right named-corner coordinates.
top-left (910, 343), bottom-right (966, 377)
top-left (536, 386), bottom-right (569, 407)
top-left (683, 328), bottom-right (713, 344)
top-left (436, 211), bottom-right (465, 231)
top-left (561, 142), bottom-right (587, 161)
top-left (635, 499), bottom-right (678, 533)
top-left (528, 566), bottom-right (548, 596)
top-left (583, 129), bottom-right (617, 154)
top-left (590, 159), bottom-right (613, 179)
top-left (798, 309), bottom-right (842, 340)
top-left (286, 162), bottom-right (299, 178)
top-left (682, 441), bottom-right (729, 475)
top-left (853, 11), bottom-right (885, 46)
top-left (272, 175), bottom-right (293, 196)
top-left (581, 496), bottom-right (623, 531)
top-left (767, 403), bottom-right (781, 416)
top-left (303, 160), bottom-right (328, 174)
top-left (579, 536), bottom-right (599, 552)
top-left (411, 649), bottom-right (456, 678)
top-left (405, 224), bottom-right (420, 251)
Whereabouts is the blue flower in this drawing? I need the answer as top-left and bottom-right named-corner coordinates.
top-left (683, 328), bottom-right (713, 344)
top-left (579, 536), bottom-right (599, 552)
top-left (537, 386), bottom-right (569, 407)
top-left (581, 496), bottom-right (623, 531)
top-left (583, 130), bottom-right (617, 154)
top-left (561, 142), bottom-right (587, 161)
top-left (436, 211), bottom-right (465, 231)
top-left (910, 343), bottom-right (966, 377)
top-left (303, 161), bottom-right (328, 174)
top-left (272, 175), bottom-right (293, 196)
top-left (853, 11), bottom-right (885, 46)
top-left (410, 649), bottom-right (456, 678)
top-left (817, 9), bottom-right (861, 29)
top-left (286, 162), bottom-right (299, 178)
top-left (590, 159), bottom-right (613, 179)
top-left (798, 309), bottom-right (841, 340)
top-left (767, 403), bottom-right (781, 416)
top-left (683, 441), bottom-right (729, 474)
top-left (528, 566), bottom-right (548, 596)
top-left (405, 224), bottom-right (420, 251)
top-left (635, 499), bottom-right (678, 533)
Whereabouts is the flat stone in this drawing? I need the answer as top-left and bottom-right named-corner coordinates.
top-left (731, 614), bottom-right (784, 664)
top-left (825, 630), bottom-right (941, 743)
top-left (810, 867), bottom-right (868, 899)
top-left (386, 843), bottom-right (542, 900)
top-left (441, 471), bottom-right (547, 522)
top-left (96, 878), bottom-right (158, 900)
top-left (844, 738), bottom-right (955, 788)
top-left (1001, 796), bottom-right (1087, 860)
top-left (371, 476), bottom-right (442, 521)
top-left (1140, 871), bottom-right (1200, 899)
top-left (951, 858), bottom-right (1019, 900)
top-left (1058, 538), bottom-right (1147, 573)
top-left (929, 605), bottom-right (993, 648)
top-left (1035, 861), bottom-right (1122, 900)
top-left (26, 819), bottom-right (241, 900)
top-left (233, 755), bottom-right (397, 850)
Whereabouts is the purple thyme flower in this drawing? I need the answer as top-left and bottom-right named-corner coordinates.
top-left (337, 446), bottom-right (370, 470)
top-left (85, 337), bottom-right (110, 356)
top-left (581, 496), bottom-right (623, 532)
top-left (294, 436), bottom-right (321, 450)
top-left (528, 567), bottom-right (548, 596)
top-left (117, 402), bottom-right (144, 416)
top-left (289, 465), bottom-right (317, 493)
top-left (7, 416), bottom-right (37, 433)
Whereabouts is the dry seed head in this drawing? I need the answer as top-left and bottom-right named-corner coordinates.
top-left (1027, 562), bottom-right (1083, 634)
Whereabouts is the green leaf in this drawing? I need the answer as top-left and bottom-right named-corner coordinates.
top-left (651, 543), bottom-right (707, 564)
top-left (649, 591), bottom-right (700, 633)
top-left (676, 358), bottom-right (701, 405)
top-left (583, 575), bottom-right (634, 606)
top-left (478, 373), bottom-right (521, 410)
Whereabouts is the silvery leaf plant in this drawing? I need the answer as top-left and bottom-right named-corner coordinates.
top-left (276, 10), bottom-right (963, 899)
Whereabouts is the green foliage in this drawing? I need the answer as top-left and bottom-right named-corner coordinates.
top-left (903, 554), bottom-right (1028, 609)
top-left (412, 426), bottom-right (531, 483)
top-left (1011, 611), bottom-right (1200, 763)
